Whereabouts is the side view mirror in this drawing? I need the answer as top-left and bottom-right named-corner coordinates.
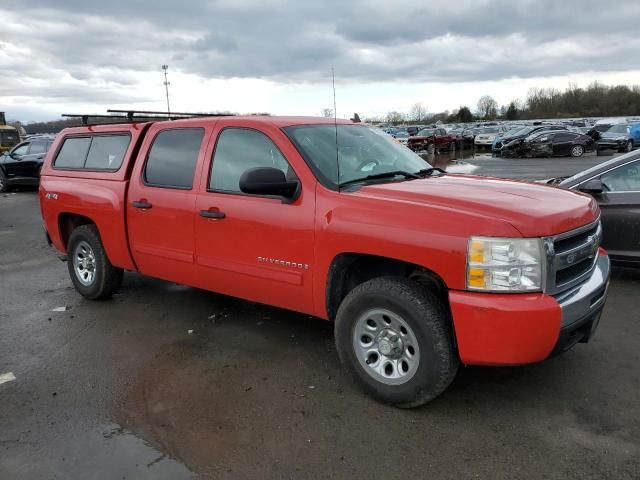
top-left (239, 167), bottom-right (299, 199)
top-left (579, 178), bottom-right (603, 194)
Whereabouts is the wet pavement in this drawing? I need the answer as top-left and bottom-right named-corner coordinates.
top-left (1, 156), bottom-right (639, 479)
top-left (422, 148), bottom-right (623, 180)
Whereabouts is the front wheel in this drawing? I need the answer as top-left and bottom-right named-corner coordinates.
top-left (570, 145), bottom-right (585, 157)
top-left (624, 140), bottom-right (633, 153)
top-left (334, 277), bottom-right (459, 408)
top-left (67, 224), bottom-right (123, 300)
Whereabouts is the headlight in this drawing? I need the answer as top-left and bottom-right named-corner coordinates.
top-left (467, 237), bottom-right (543, 292)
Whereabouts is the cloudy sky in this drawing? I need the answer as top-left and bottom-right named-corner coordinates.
top-left (2, 0), bottom-right (640, 122)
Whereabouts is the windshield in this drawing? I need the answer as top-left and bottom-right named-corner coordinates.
top-left (606, 124), bottom-right (628, 134)
top-left (477, 127), bottom-right (500, 134)
top-left (561, 150), bottom-right (640, 185)
top-left (417, 129), bottom-right (436, 136)
top-left (285, 124), bottom-right (428, 187)
top-left (394, 131), bottom-right (409, 138)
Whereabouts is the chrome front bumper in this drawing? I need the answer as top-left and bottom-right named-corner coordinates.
top-left (555, 253), bottom-right (610, 329)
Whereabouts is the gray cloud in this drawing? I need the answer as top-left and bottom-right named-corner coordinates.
top-left (2, 0), bottom-right (640, 117)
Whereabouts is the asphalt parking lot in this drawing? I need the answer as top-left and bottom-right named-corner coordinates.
top-left (1, 154), bottom-right (639, 480)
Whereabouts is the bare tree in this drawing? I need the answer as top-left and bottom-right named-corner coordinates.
top-left (409, 102), bottom-right (427, 122)
top-left (321, 108), bottom-right (334, 118)
top-left (477, 95), bottom-right (498, 120)
top-left (385, 111), bottom-right (405, 124)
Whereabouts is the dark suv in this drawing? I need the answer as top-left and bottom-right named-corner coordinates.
top-left (0, 136), bottom-right (55, 192)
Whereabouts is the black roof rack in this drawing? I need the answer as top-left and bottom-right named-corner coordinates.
top-left (62, 109), bottom-right (234, 126)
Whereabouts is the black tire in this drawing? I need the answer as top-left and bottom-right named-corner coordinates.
top-left (570, 144), bottom-right (585, 157)
top-left (449, 140), bottom-right (456, 152)
top-left (625, 140), bottom-right (633, 153)
top-left (596, 147), bottom-right (601, 156)
top-left (334, 277), bottom-right (459, 408)
top-left (0, 168), bottom-right (8, 193)
top-left (67, 224), bottom-right (123, 300)
top-left (427, 143), bottom-right (435, 155)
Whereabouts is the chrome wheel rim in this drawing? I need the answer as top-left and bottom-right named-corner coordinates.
top-left (626, 142), bottom-right (633, 152)
top-left (571, 146), bottom-right (583, 156)
top-left (73, 240), bottom-right (96, 286)
top-left (353, 308), bottom-right (420, 385)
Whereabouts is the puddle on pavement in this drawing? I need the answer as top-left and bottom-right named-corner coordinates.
top-left (12, 422), bottom-right (193, 479)
top-left (115, 311), bottom-right (345, 478)
top-left (419, 148), bottom-right (494, 173)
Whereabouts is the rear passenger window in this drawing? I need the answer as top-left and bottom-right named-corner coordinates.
top-left (54, 134), bottom-right (130, 170)
top-left (144, 128), bottom-right (204, 189)
top-left (55, 137), bottom-right (91, 168)
top-left (84, 135), bottom-right (129, 170)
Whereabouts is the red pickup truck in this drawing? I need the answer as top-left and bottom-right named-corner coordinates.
top-left (40, 116), bottom-right (610, 407)
top-left (407, 127), bottom-right (457, 153)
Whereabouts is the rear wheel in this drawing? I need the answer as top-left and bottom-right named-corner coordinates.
top-left (427, 143), bottom-right (436, 155)
top-left (335, 277), bottom-right (458, 408)
top-left (67, 224), bottom-right (123, 300)
top-left (570, 145), bottom-right (585, 157)
top-left (449, 140), bottom-right (456, 152)
top-left (0, 169), bottom-right (8, 193)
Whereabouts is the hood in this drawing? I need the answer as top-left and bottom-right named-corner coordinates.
top-left (352, 175), bottom-right (598, 237)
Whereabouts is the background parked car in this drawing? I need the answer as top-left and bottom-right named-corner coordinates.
top-left (391, 130), bottom-right (410, 145)
top-left (407, 127), bottom-right (456, 153)
top-left (474, 126), bottom-right (505, 149)
top-left (527, 131), bottom-right (595, 157)
top-left (595, 123), bottom-right (640, 154)
top-left (0, 136), bottom-right (55, 192)
top-left (555, 151), bottom-right (640, 267)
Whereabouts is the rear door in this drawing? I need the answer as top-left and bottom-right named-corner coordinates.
top-left (551, 132), bottom-right (574, 156)
top-left (194, 123), bottom-right (316, 314)
top-left (127, 125), bottom-right (208, 285)
top-left (597, 160), bottom-right (640, 262)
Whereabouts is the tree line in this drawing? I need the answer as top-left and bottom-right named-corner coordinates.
top-left (365, 82), bottom-right (640, 125)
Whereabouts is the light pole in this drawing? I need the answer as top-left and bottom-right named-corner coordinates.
top-left (161, 64), bottom-right (171, 116)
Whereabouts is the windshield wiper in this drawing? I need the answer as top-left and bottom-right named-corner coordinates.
top-left (415, 167), bottom-right (446, 177)
top-left (339, 170), bottom-right (420, 188)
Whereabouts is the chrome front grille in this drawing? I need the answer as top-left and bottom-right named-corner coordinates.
top-left (543, 219), bottom-right (602, 295)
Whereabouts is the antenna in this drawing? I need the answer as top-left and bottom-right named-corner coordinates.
top-left (332, 68), bottom-right (340, 187)
top-left (161, 64), bottom-right (171, 116)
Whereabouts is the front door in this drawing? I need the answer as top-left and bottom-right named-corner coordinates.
top-left (598, 160), bottom-right (640, 262)
top-left (20, 140), bottom-right (49, 178)
top-left (5, 141), bottom-right (30, 178)
top-left (127, 126), bottom-right (206, 285)
top-left (194, 125), bottom-right (316, 314)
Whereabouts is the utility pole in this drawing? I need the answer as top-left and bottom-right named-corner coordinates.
top-left (161, 64), bottom-right (171, 116)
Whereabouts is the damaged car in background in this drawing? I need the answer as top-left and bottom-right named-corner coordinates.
top-left (595, 123), bottom-right (640, 155)
top-left (526, 131), bottom-right (595, 158)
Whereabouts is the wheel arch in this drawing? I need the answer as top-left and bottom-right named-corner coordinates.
top-left (58, 212), bottom-right (97, 251)
top-left (325, 252), bottom-right (449, 321)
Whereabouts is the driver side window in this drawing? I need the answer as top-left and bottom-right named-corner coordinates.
top-left (210, 128), bottom-right (292, 193)
top-left (601, 161), bottom-right (640, 192)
